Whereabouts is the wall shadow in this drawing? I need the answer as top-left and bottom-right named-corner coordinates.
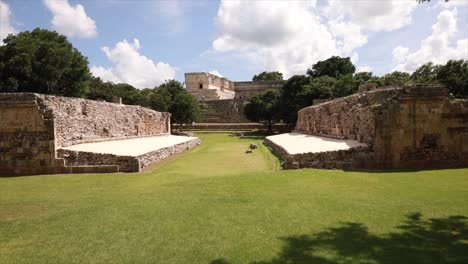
top-left (210, 213), bottom-right (468, 264)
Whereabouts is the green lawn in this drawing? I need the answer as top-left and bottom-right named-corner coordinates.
top-left (1, 133), bottom-right (467, 264)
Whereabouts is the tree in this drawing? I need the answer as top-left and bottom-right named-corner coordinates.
top-left (333, 74), bottom-right (359, 98)
top-left (436, 59), bottom-right (468, 98)
top-left (411, 62), bottom-right (441, 84)
top-left (278, 75), bottom-right (312, 124)
top-left (252, 71), bottom-right (284, 81)
top-left (151, 80), bottom-right (200, 128)
top-left (0, 28), bottom-right (91, 97)
top-left (354, 72), bottom-right (373, 85)
top-left (379, 71), bottom-right (411, 86)
top-left (245, 90), bottom-right (281, 131)
top-left (307, 56), bottom-right (356, 78)
top-left (302, 76), bottom-right (335, 101)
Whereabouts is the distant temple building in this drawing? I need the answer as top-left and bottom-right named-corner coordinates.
top-left (185, 72), bottom-right (284, 101)
top-left (184, 72), bottom-right (285, 123)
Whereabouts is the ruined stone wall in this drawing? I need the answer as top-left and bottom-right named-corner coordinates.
top-left (199, 99), bottom-right (249, 123)
top-left (234, 80), bottom-right (284, 100)
top-left (373, 87), bottom-right (467, 169)
top-left (39, 94), bottom-right (170, 147)
top-left (0, 93), bottom-right (66, 175)
top-left (185, 72), bottom-right (235, 100)
top-left (294, 86), bottom-right (468, 169)
top-left (296, 87), bottom-right (403, 145)
top-left (0, 93), bottom-right (171, 175)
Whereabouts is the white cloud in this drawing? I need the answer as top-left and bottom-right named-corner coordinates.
top-left (393, 8), bottom-right (468, 72)
top-left (357, 66), bottom-right (373, 73)
top-left (325, 0), bottom-right (418, 32)
top-left (392, 46), bottom-right (410, 64)
top-left (43, 0), bottom-right (97, 38)
top-left (328, 20), bottom-right (368, 55)
top-left (0, 0), bottom-right (17, 43)
top-left (91, 39), bottom-right (176, 89)
top-left (209, 70), bottom-right (223, 77)
top-left (437, 0), bottom-right (468, 8)
top-left (213, 0), bottom-right (341, 77)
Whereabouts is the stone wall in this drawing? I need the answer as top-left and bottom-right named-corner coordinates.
top-left (39, 94), bottom-right (170, 147)
top-left (0, 93), bottom-right (66, 175)
top-left (185, 72), bottom-right (235, 100)
top-left (198, 99), bottom-right (250, 123)
top-left (0, 93), bottom-right (172, 175)
top-left (296, 87), bottom-right (403, 145)
top-left (293, 86), bottom-right (468, 170)
top-left (234, 80), bottom-right (284, 100)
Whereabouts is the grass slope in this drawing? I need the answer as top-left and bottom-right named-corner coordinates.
top-left (0, 133), bottom-right (467, 263)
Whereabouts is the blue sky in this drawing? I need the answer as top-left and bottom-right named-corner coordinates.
top-left (1, 0), bottom-right (467, 88)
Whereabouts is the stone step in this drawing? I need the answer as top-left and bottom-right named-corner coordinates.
top-left (67, 165), bottom-right (120, 174)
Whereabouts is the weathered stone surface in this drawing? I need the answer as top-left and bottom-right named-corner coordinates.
top-left (0, 93), bottom-right (178, 176)
top-left (199, 99), bottom-right (249, 123)
top-left (185, 72), bottom-right (285, 123)
top-left (38, 94), bottom-right (170, 147)
top-left (275, 85), bottom-right (468, 170)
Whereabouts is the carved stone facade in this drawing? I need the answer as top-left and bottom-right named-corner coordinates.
top-left (0, 93), bottom-right (199, 176)
top-left (269, 86), bottom-right (467, 170)
top-left (185, 72), bottom-right (285, 122)
top-left (185, 72), bottom-right (235, 100)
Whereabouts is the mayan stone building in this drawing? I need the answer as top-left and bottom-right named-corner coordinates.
top-left (185, 72), bottom-right (285, 123)
top-left (0, 93), bottom-right (200, 176)
top-left (266, 86), bottom-right (467, 170)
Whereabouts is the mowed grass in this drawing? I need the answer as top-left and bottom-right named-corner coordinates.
top-left (0, 133), bottom-right (467, 264)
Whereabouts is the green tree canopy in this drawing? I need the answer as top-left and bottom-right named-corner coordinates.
top-left (245, 90), bottom-right (281, 131)
top-left (436, 59), bottom-right (468, 98)
top-left (411, 62), bottom-right (441, 84)
top-left (379, 71), bottom-right (411, 87)
top-left (0, 28), bottom-right (91, 97)
top-left (151, 80), bottom-right (200, 127)
top-left (252, 71), bottom-right (284, 81)
top-left (278, 75), bottom-right (312, 124)
top-left (307, 56), bottom-right (356, 78)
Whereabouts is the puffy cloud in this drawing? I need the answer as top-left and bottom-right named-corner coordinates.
top-left (213, 0), bottom-right (340, 77)
top-left (392, 46), bottom-right (410, 64)
top-left (325, 0), bottom-right (418, 32)
top-left (393, 9), bottom-right (468, 72)
top-left (0, 0), bottom-right (17, 43)
top-left (43, 0), bottom-right (97, 38)
top-left (328, 20), bottom-right (368, 55)
top-left (91, 39), bottom-right (176, 89)
top-left (209, 70), bottom-right (223, 77)
top-left (437, 0), bottom-right (468, 8)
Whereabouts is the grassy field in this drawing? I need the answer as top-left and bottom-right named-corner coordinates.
top-left (1, 133), bottom-right (467, 264)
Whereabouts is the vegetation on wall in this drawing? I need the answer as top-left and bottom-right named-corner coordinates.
top-left (252, 71), bottom-right (284, 81)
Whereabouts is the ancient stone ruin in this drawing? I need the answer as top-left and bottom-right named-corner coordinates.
top-left (0, 93), bottom-right (200, 176)
top-left (266, 85), bottom-right (467, 170)
top-left (185, 72), bottom-right (284, 123)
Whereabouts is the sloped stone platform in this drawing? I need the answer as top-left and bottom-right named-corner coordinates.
top-left (266, 133), bottom-right (366, 155)
top-left (265, 133), bottom-right (371, 170)
top-left (58, 135), bottom-right (201, 172)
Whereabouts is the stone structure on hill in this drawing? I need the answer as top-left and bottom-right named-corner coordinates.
top-left (185, 72), bottom-right (285, 123)
top-left (265, 85), bottom-right (467, 170)
top-left (0, 93), bottom-right (200, 176)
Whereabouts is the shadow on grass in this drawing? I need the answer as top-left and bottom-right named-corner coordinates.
top-left (211, 213), bottom-right (468, 264)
